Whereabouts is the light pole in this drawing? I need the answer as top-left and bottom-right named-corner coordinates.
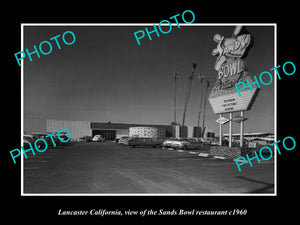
top-left (181, 62), bottom-right (197, 137)
top-left (201, 77), bottom-right (211, 138)
top-left (197, 73), bottom-right (204, 137)
top-left (173, 72), bottom-right (180, 137)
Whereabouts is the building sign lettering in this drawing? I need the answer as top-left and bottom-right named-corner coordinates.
top-left (209, 30), bottom-right (259, 114)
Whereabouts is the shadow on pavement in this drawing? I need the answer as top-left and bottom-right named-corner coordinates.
top-left (236, 176), bottom-right (274, 193)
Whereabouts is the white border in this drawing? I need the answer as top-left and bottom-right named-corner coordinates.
top-left (274, 24), bottom-right (277, 196)
top-left (21, 24), bottom-right (24, 195)
top-left (21, 23), bottom-right (277, 196)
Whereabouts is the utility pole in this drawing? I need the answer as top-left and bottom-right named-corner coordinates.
top-left (173, 72), bottom-right (180, 137)
top-left (197, 73), bottom-right (204, 137)
top-left (201, 77), bottom-right (210, 137)
top-left (181, 62), bottom-right (197, 137)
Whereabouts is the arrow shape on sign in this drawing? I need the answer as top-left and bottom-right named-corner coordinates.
top-left (216, 117), bottom-right (230, 125)
top-left (232, 116), bottom-right (248, 123)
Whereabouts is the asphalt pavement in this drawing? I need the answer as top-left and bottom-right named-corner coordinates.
top-left (23, 142), bottom-right (274, 194)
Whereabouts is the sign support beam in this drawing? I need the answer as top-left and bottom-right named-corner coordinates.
top-left (219, 114), bottom-right (222, 146)
top-left (240, 110), bottom-right (244, 148)
top-left (229, 112), bottom-right (232, 147)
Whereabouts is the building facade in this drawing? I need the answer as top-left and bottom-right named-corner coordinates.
top-left (46, 120), bottom-right (174, 141)
top-left (46, 120), bottom-right (91, 141)
top-left (129, 127), bottom-right (166, 138)
top-left (46, 119), bottom-right (214, 141)
top-left (223, 132), bottom-right (274, 145)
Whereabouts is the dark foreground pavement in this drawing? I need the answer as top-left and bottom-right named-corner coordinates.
top-left (23, 142), bottom-right (274, 194)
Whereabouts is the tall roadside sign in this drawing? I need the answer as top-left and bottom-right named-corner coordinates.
top-left (208, 27), bottom-right (259, 147)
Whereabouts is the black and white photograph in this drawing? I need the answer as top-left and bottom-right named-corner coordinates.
top-left (4, 4), bottom-right (298, 224)
top-left (21, 24), bottom-right (275, 195)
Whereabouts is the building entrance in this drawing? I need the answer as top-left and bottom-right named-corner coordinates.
top-left (92, 130), bottom-right (116, 140)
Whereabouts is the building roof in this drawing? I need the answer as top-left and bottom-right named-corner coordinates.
top-left (223, 132), bottom-right (273, 137)
top-left (246, 137), bottom-right (275, 141)
top-left (91, 122), bottom-right (172, 130)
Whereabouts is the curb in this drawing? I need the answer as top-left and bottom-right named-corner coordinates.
top-left (234, 158), bottom-right (249, 164)
top-left (198, 153), bottom-right (210, 158)
top-left (163, 147), bottom-right (228, 160)
top-left (189, 151), bottom-right (198, 155)
top-left (213, 156), bottom-right (226, 160)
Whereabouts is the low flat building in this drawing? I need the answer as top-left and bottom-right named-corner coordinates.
top-left (46, 119), bottom-right (215, 141)
top-left (129, 127), bottom-right (165, 139)
top-left (46, 120), bottom-right (173, 141)
top-left (223, 132), bottom-right (274, 145)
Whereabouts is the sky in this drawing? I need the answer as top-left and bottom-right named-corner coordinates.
top-left (23, 24), bottom-right (275, 135)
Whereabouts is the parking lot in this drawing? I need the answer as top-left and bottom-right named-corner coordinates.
top-left (23, 141), bottom-right (274, 194)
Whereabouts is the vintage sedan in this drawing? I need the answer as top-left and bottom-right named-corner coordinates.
top-left (127, 137), bottom-right (162, 148)
top-left (118, 136), bottom-right (130, 145)
top-left (31, 132), bottom-right (56, 148)
top-left (170, 140), bottom-right (199, 150)
top-left (92, 135), bottom-right (105, 142)
top-left (162, 138), bottom-right (182, 148)
top-left (79, 136), bottom-right (92, 142)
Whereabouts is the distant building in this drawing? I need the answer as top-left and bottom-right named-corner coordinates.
top-left (46, 119), bottom-right (214, 141)
top-left (46, 120), bottom-right (91, 141)
top-left (223, 132), bottom-right (274, 145)
top-left (46, 120), bottom-right (173, 141)
top-left (129, 127), bottom-right (165, 139)
top-left (193, 127), bottom-right (202, 138)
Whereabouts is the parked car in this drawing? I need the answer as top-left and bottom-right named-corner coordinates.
top-left (23, 134), bottom-right (34, 143)
top-left (183, 138), bottom-right (204, 149)
top-left (118, 136), bottom-right (130, 145)
top-left (202, 138), bottom-right (212, 145)
top-left (79, 135), bottom-right (92, 142)
top-left (58, 131), bottom-right (70, 142)
top-left (184, 138), bottom-right (201, 143)
top-left (31, 132), bottom-right (56, 148)
top-left (23, 134), bottom-right (35, 149)
top-left (162, 138), bottom-right (182, 148)
top-left (211, 141), bottom-right (220, 146)
top-left (170, 140), bottom-right (199, 150)
top-left (92, 135), bottom-right (105, 142)
top-left (127, 137), bottom-right (162, 148)
top-left (46, 132), bottom-right (62, 146)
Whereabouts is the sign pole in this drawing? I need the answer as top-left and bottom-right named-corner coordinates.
top-left (240, 110), bottom-right (244, 147)
top-left (229, 112), bottom-right (232, 147)
top-left (174, 73), bottom-right (177, 137)
top-left (219, 114), bottom-right (222, 146)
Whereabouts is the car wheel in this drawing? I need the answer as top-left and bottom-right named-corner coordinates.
top-left (182, 145), bottom-right (187, 150)
top-left (132, 145), bottom-right (136, 148)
